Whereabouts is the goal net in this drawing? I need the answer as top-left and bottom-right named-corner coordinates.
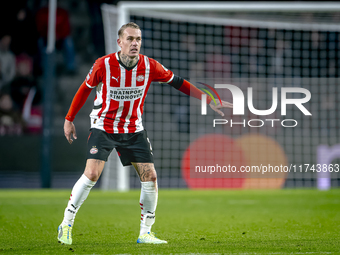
top-left (101, 2), bottom-right (340, 190)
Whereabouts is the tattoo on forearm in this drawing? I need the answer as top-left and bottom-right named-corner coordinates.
top-left (120, 53), bottom-right (138, 68)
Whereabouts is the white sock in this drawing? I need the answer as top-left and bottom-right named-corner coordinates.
top-left (62, 174), bottom-right (96, 227)
top-left (139, 181), bottom-right (158, 236)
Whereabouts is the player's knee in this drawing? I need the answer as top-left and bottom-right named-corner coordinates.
top-left (84, 159), bottom-right (104, 181)
top-left (84, 168), bottom-right (101, 181)
top-left (145, 171), bottom-right (157, 182)
top-left (149, 175), bottom-right (157, 182)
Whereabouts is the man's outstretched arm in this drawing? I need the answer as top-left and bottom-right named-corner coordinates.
top-left (64, 82), bottom-right (92, 144)
top-left (169, 77), bottom-right (232, 116)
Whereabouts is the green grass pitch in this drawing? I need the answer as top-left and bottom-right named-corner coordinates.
top-left (0, 189), bottom-right (339, 254)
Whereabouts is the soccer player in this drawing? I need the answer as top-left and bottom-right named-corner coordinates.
top-left (57, 22), bottom-right (232, 245)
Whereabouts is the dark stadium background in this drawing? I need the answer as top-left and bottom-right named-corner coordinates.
top-left (0, 0), bottom-right (339, 189)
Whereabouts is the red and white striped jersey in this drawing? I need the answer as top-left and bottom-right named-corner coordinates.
top-left (85, 52), bottom-right (174, 134)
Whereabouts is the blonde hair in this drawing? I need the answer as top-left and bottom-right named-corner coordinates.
top-left (118, 22), bottom-right (141, 38)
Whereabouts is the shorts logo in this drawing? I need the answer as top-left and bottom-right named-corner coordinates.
top-left (147, 137), bottom-right (153, 155)
top-left (90, 147), bottom-right (98, 154)
top-left (137, 75), bottom-right (145, 82)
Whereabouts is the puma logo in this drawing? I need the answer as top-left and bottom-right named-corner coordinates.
top-left (112, 76), bottom-right (119, 82)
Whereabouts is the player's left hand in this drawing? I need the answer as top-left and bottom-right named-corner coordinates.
top-left (209, 100), bottom-right (233, 117)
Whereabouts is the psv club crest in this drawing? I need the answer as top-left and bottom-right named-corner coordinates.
top-left (90, 147), bottom-right (98, 154)
top-left (137, 75), bottom-right (145, 82)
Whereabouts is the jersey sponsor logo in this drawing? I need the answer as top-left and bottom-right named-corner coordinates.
top-left (109, 86), bottom-right (145, 101)
top-left (136, 75), bottom-right (145, 82)
top-left (90, 147), bottom-right (98, 154)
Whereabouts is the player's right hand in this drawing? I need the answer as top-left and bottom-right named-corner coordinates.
top-left (209, 100), bottom-right (233, 117)
top-left (64, 119), bottom-right (77, 144)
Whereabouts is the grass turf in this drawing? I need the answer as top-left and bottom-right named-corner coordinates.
top-left (0, 189), bottom-right (339, 254)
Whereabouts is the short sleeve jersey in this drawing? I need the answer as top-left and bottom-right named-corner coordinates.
top-left (85, 52), bottom-right (174, 134)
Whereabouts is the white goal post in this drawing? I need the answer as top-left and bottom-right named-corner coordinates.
top-left (101, 2), bottom-right (340, 191)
